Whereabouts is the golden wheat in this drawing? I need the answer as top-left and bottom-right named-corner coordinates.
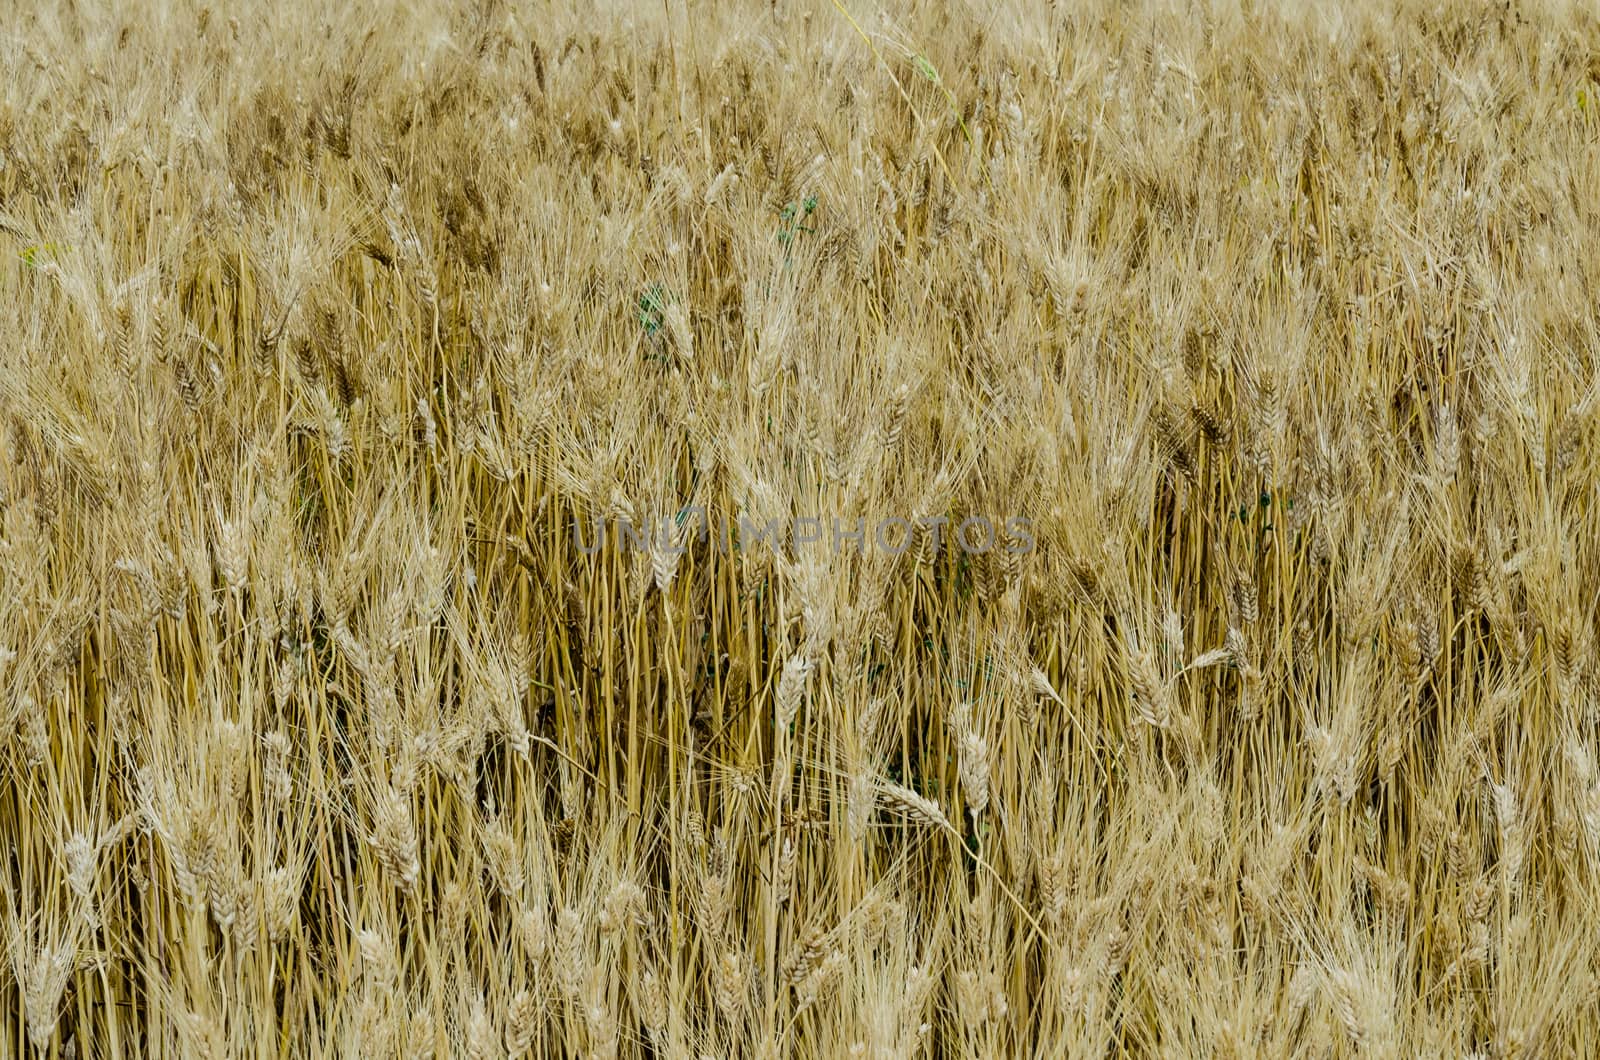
top-left (1, 0), bottom-right (1599, 1055)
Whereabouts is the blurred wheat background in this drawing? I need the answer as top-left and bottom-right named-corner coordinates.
top-left (2, 0), bottom-right (1599, 1055)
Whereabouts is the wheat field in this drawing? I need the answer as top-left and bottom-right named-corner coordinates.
top-left (1, 0), bottom-right (1599, 1055)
